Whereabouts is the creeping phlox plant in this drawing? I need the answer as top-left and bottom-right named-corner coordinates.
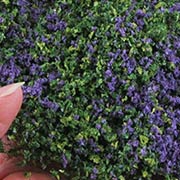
top-left (0, 0), bottom-right (180, 179)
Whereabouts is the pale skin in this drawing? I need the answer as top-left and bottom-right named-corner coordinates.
top-left (0, 83), bottom-right (56, 180)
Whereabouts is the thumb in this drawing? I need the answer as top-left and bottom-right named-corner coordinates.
top-left (0, 82), bottom-right (24, 138)
top-left (2, 171), bottom-right (55, 180)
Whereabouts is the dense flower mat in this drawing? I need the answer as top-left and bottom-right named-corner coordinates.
top-left (0, 0), bottom-right (180, 179)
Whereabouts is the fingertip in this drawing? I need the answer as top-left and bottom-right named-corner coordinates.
top-left (0, 83), bottom-right (24, 138)
top-left (0, 82), bottom-right (24, 98)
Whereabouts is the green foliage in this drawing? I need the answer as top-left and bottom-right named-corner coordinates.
top-left (0, 0), bottom-right (179, 179)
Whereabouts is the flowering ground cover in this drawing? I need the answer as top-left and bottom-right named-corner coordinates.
top-left (0, 0), bottom-right (180, 179)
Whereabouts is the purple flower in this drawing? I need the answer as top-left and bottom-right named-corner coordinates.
top-left (131, 92), bottom-right (141, 104)
top-left (101, 119), bottom-right (107, 124)
top-left (71, 40), bottom-right (78, 48)
top-left (106, 153), bottom-right (113, 159)
top-left (165, 48), bottom-right (173, 56)
top-left (47, 71), bottom-right (61, 81)
top-left (87, 43), bottom-right (95, 54)
top-left (108, 52), bottom-right (115, 58)
top-left (91, 26), bottom-right (97, 31)
top-left (46, 12), bottom-right (66, 32)
top-left (122, 119), bottom-right (134, 134)
top-left (74, 115), bottom-right (80, 120)
top-left (46, 12), bottom-right (58, 21)
top-left (90, 167), bottom-right (98, 180)
top-left (62, 154), bottom-right (68, 168)
top-left (139, 57), bottom-right (153, 69)
top-left (17, 0), bottom-right (29, 6)
top-left (62, 35), bottom-right (66, 43)
top-left (107, 59), bottom-right (114, 68)
top-left (115, 16), bottom-right (127, 36)
top-left (119, 28), bottom-right (126, 37)
top-left (30, 64), bottom-right (41, 75)
top-left (136, 9), bottom-right (145, 17)
top-left (169, 3), bottom-right (180, 12)
top-left (93, 167), bottom-right (98, 174)
top-left (41, 36), bottom-right (49, 43)
top-left (78, 138), bottom-right (86, 146)
top-left (39, 97), bottom-right (59, 111)
top-left (140, 147), bottom-right (147, 156)
top-left (159, 146), bottom-right (167, 163)
top-left (115, 95), bottom-right (122, 105)
top-left (127, 58), bottom-right (136, 73)
top-left (105, 69), bottom-right (113, 78)
top-left (174, 40), bottom-right (180, 49)
top-left (107, 77), bottom-right (117, 92)
top-left (136, 19), bottom-right (145, 30)
top-left (89, 138), bottom-right (96, 148)
top-left (95, 124), bottom-right (101, 130)
top-left (105, 31), bottom-right (111, 36)
top-left (128, 139), bottom-right (139, 147)
top-left (115, 17), bottom-right (124, 26)
top-left (0, 17), bottom-right (4, 24)
top-left (143, 104), bottom-right (152, 114)
top-left (143, 38), bottom-right (153, 44)
top-left (90, 173), bottom-right (97, 179)
top-left (92, 99), bottom-right (103, 116)
top-left (56, 20), bottom-right (67, 31)
top-left (0, 62), bottom-right (21, 83)
top-left (127, 85), bottom-right (136, 97)
top-left (121, 49), bottom-right (128, 61)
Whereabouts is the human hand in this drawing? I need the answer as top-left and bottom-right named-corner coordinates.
top-left (0, 83), bottom-right (55, 180)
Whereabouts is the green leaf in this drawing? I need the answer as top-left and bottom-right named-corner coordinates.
top-left (90, 154), bottom-right (100, 164)
top-left (145, 158), bottom-right (156, 167)
top-left (155, 2), bottom-right (167, 9)
top-left (142, 171), bottom-right (148, 178)
top-left (1, 0), bottom-right (9, 5)
top-left (139, 135), bottom-right (149, 145)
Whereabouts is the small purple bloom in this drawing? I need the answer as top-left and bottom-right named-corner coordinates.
top-left (136, 9), bottom-right (145, 17)
top-left (78, 138), bottom-right (86, 146)
top-left (90, 167), bottom-right (98, 180)
top-left (17, 0), bottom-right (29, 6)
top-left (115, 17), bottom-right (124, 25)
top-left (87, 43), bottom-right (95, 54)
top-left (119, 28), bottom-right (126, 37)
top-left (140, 147), bottom-right (147, 156)
top-left (174, 40), bottom-right (180, 49)
top-left (101, 119), bottom-right (107, 124)
top-left (91, 26), bottom-right (97, 31)
top-left (74, 115), bottom-right (80, 120)
top-left (106, 153), bottom-right (112, 160)
top-left (107, 77), bottom-right (117, 92)
top-left (127, 58), bottom-right (136, 73)
top-left (169, 3), bottom-right (180, 12)
top-left (129, 140), bottom-right (139, 147)
top-left (95, 124), bottom-right (101, 130)
top-left (0, 17), bottom-right (4, 24)
top-left (62, 154), bottom-right (68, 168)
top-left (143, 38), bottom-right (153, 44)
top-left (105, 69), bottom-right (112, 78)
top-left (39, 97), bottom-right (59, 111)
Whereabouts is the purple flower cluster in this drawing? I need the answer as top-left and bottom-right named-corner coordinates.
top-left (46, 12), bottom-right (67, 32)
top-left (0, 61), bottom-right (21, 83)
top-left (90, 167), bottom-right (98, 180)
top-left (39, 97), bottom-right (59, 111)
